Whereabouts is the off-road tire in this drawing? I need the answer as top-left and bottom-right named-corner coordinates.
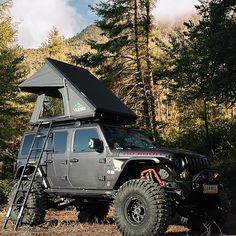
top-left (8, 179), bottom-right (47, 226)
top-left (76, 202), bottom-right (110, 223)
top-left (114, 179), bottom-right (170, 236)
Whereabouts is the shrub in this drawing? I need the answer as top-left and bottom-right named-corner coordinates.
top-left (0, 179), bottom-right (15, 208)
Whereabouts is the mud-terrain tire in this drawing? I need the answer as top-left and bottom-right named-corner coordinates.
top-left (114, 179), bottom-right (170, 236)
top-left (185, 193), bottom-right (229, 232)
top-left (76, 202), bottom-right (110, 223)
top-left (8, 180), bottom-right (47, 226)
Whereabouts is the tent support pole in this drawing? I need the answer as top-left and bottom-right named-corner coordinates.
top-left (63, 78), bottom-right (71, 117)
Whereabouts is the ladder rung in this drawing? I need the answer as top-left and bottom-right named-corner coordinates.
top-left (22, 174), bottom-right (35, 180)
top-left (36, 134), bottom-right (47, 138)
top-left (41, 121), bottom-right (50, 125)
top-left (22, 174), bottom-right (31, 178)
top-left (44, 149), bottom-right (52, 152)
top-left (16, 189), bottom-right (28, 192)
top-left (31, 147), bottom-right (43, 151)
top-left (12, 203), bottom-right (24, 207)
top-left (21, 172), bottom-right (35, 178)
top-left (26, 163), bottom-right (36, 166)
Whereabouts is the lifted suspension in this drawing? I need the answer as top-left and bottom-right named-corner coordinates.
top-left (140, 168), bottom-right (164, 186)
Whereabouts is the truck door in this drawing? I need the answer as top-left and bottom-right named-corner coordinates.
top-left (68, 128), bottom-right (106, 189)
top-left (45, 131), bottom-right (69, 187)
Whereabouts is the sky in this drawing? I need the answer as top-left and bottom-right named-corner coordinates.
top-left (5, 0), bottom-right (199, 48)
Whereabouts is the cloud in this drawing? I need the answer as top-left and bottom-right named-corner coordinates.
top-left (153, 0), bottom-right (199, 23)
top-left (10, 0), bottom-right (84, 48)
top-left (9, 0), bottom-right (200, 48)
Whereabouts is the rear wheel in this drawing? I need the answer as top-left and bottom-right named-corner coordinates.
top-left (114, 179), bottom-right (170, 236)
top-left (8, 180), bottom-right (47, 226)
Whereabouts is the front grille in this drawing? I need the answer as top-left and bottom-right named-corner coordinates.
top-left (175, 154), bottom-right (210, 177)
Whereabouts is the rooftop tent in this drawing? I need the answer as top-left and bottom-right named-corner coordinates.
top-left (20, 58), bottom-right (137, 124)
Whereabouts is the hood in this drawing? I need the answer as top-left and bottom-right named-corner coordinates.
top-left (156, 147), bottom-right (207, 159)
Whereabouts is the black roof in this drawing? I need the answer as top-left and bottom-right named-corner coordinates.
top-left (20, 58), bottom-right (137, 122)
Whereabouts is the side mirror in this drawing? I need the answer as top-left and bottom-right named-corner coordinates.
top-left (89, 138), bottom-right (104, 153)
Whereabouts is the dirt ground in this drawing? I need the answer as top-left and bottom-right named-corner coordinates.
top-left (0, 208), bottom-right (236, 236)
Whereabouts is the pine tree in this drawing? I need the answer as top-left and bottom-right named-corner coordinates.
top-left (71, 0), bottom-right (158, 138)
top-left (139, 0), bottom-right (158, 139)
top-left (156, 0), bottom-right (236, 154)
top-left (165, 0), bottom-right (236, 105)
top-left (0, 0), bottom-right (25, 177)
top-left (42, 26), bottom-right (68, 61)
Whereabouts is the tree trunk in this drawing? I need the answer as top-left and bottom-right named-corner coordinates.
top-left (143, 0), bottom-right (157, 140)
top-left (133, 0), bottom-right (150, 129)
top-left (203, 99), bottom-right (211, 155)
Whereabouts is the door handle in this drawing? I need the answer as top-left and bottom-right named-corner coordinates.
top-left (70, 158), bottom-right (79, 163)
top-left (45, 160), bottom-right (52, 164)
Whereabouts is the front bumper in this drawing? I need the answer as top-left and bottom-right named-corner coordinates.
top-left (164, 169), bottom-right (223, 199)
top-left (192, 169), bottom-right (223, 194)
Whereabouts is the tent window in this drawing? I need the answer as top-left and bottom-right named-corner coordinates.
top-left (40, 95), bottom-right (64, 118)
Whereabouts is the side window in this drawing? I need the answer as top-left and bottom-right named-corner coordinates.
top-left (21, 134), bottom-right (34, 156)
top-left (21, 134), bottom-right (44, 156)
top-left (73, 129), bottom-right (99, 153)
top-left (54, 132), bottom-right (67, 153)
top-left (47, 131), bottom-right (67, 153)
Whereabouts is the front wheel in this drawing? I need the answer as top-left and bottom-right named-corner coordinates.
top-left (114, 179), bottom-right (171, 236)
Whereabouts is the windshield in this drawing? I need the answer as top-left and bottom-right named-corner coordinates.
top-left (102, 126), bottom-right (155, 149)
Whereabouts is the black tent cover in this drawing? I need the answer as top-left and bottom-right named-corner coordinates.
top-left (20, 58), bottom-right (137, 123)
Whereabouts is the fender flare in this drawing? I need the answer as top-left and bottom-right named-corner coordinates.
top-left (114, 157), bottom-right (169, 189)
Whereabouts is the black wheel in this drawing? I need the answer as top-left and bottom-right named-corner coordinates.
top-left (184, 193), bottom-right (229, 232)
top-left (114, 179), bottom-right (171, 236)
top-left (76, 202), bottom-right (110, 223)
top-left (8, 180), bottom-right (47, 226)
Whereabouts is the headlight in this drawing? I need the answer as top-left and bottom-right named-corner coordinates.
top-left (180, 170), bottom-right (190, 179)
top-left (201, 171), bottom-right (220, 182)
top-left (213, 172), bottom-right (220, 181)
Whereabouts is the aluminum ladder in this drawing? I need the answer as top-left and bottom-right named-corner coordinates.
top-left (3, 121), bottom-right (52, 230)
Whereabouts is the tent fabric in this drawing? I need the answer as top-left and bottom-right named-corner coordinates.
top-left (20, 58), bottom-right (137, 122)
top-left (20, 63), bottom-right (64, 97)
